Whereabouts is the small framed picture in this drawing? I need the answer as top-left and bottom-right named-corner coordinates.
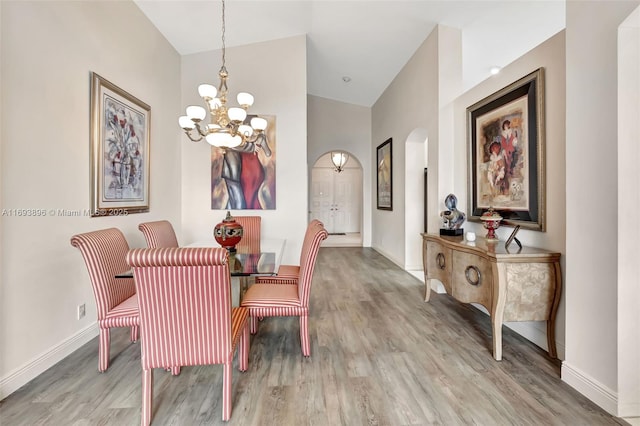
top-left (376, 138), bottom-right (392, 210)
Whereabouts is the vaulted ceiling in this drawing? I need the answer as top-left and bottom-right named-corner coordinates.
top-left (135, 0), bottom-right (565, 107)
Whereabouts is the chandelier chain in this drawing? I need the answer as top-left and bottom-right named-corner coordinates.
top-left (221, 0), bottom-right (226, 69)
top-left (178, 0), bottom-right (268, 149)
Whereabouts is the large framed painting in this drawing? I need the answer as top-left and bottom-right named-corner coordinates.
top-left (377, 138), bottom-right (392, 210)
top-left (211, 115), bottom-right (276, 210)
top-left (467, 68), bottom-right (545, 231)
top-left (90, 72), bottom-right (150, 216)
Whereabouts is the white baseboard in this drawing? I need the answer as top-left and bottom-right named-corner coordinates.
top-left (372, 245), bottom-right (404, 269)
top-left (0, 323), bottom-right (98, 400)
top-left (562, 361), bottom-right (618, 416)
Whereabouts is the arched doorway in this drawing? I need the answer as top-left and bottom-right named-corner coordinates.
top-left (310, 152), bottom-right (363, 246)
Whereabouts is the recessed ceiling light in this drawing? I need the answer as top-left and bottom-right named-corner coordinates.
top-left (342, 76), bottom-right (352, 83)
top-left (490, 66), bottom-right (501, 75)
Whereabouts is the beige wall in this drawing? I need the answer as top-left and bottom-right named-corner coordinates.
top-left (564, 0), bottom-right (640, 416)
top-left (179, 36), bottom-right (308, 265)
top-left (307, 95), bottom-right (372, 246)
top-left (0, 0), bottom-right (181, 397)
top-left (618, 6), bottom-right (640, 417)
top-left (371, 26), bottom-right (442, 267)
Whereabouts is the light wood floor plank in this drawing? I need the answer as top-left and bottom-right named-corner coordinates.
top-left (0, 247), bottom-right (628, 425)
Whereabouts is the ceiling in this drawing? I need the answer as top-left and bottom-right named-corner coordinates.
top-left (134, 0), bottom-right (565, 107)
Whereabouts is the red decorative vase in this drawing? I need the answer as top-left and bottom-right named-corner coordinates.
top-left (214, 211), bottom-right (244, 252)
top-left (480, 207), bottom-right (503, 241)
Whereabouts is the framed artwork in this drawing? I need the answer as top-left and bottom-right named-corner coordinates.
top-left (90, 72), bottom-right (150, 216)
top-left (211, 115), bottom-right (276, 210)
top-left (467, 68), bottom-right (545, 231)
top-left (377, 138), bottom-right (392, 210)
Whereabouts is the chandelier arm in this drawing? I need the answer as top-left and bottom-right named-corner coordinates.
top-left (184, 130), bottom-right (204, 142)
top-left (194, 123), bottom-right (209, 138)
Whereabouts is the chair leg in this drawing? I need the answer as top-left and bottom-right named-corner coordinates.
top-left (238, 322), bottom-right (249, 372)
top-left (98, 327), bottom-right (110, 372)
top-left (299, 314), bottom-right (310, 357)
top-left (130, 325), bottom-right (139, 342)
top-left (141, 368), bottom-right (153, 426)
top-left (250, 315), bottom-right (258, 334)
top-left (222, 362), bottom-right (232, 421)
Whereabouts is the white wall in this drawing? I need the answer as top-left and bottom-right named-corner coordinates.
top-left (0, 0), bottom-right (181, 398)
top-left (371, 26), bottom-right (442, 267)
top-left (564, 0), bottom-right (640, 417)
top-left (618, 7), bottom-right (640, 418)
top-left (307, 95), bottom-right (371, 246)
top-left (180, 36), bottom-right (308, 265)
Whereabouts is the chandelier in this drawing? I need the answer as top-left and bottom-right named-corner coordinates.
top-left (178, 0), bottom-right (267, 149)
top-left (331, 151), bottom-right (349, 173)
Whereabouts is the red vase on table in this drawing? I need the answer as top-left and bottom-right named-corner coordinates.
top-left (480, 207), bottom-right (503, 241)
top-left (214, 211), bottom-right (244, 252)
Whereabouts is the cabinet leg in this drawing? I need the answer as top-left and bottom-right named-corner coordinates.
top-left (424, 279), bottom-right (432, 302)
top-left (491, 317), bottom-right (503, 361)
top-left (546, 320), bottom-right (557, 359)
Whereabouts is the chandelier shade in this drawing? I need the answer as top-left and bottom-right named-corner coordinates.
top-left (178, 0), bottom-right (267, 149)
top-left (331, 151), bottom-right (349, 173)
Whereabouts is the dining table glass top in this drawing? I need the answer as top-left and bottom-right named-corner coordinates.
top-left (185, 238), bottom-right (285, 276)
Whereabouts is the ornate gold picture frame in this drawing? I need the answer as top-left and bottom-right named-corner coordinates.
top-left (90, 72), bottom-right (150, 216)
top-left (467, 68), bottom-right (545, 231)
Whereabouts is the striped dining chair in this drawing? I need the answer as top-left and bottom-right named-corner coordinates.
top-left (234, 215), bottom-right (261, 253)
top-left (137, 220), bottom-right (179, 248)
top-left (70, 228), bottom-right (139, 372)
top-left (126, 247), bottom-right (250, 424)
top-left (253, 219), bottom-right (324, 285)
top-left (240, 223), bottom-right (328, 356)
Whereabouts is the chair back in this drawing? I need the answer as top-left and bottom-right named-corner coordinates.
top-left (126, 247), bottom-right (235, 369)
top-left (299, 220), bottom-right (324, 263)
top-left (297, 225), bottom-right (328, 306)
top-left (234, 216), bottom-right (261, 252)
top-left (70, 228), bottom-right (135, 320)
top-left (138, 220), bottom-right (179, 248)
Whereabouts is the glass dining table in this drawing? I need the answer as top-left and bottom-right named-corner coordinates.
top-left (117, 238), bottom-right (286, 305)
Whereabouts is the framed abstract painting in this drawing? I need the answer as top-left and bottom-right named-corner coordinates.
top-left (90, 72), bottom-right (150, 216)
top-left (211, 115), bottom-right (277, 210)
top-left (467, 68), bottom-right (545, 231)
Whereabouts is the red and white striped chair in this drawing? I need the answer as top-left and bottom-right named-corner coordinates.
top-left (240, 224), bottom-right (328, 356)
top-left (70, 228), bottom-right (139, 373)
top-left (234, 215), bottom-right (261, 253)
top-left (137, 220), bottom-right (179, 248)
top-left (254, 219), bottom-right (324, 285)
top-left (126, 247), bottom-right (249, 424)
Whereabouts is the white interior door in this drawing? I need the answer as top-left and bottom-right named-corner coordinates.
top-left (333, 169), bottom-right (361, 233)
top-left (310, 167), bottom-right (361, 233)
top-left (310, 168), bottom-right (334, 231)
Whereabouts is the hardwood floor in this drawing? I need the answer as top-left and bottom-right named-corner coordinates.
top-left (1, 247), bottom-right (628, 425)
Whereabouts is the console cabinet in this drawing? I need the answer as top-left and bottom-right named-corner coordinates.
top-left (422, 233), bottom-right (562, 360)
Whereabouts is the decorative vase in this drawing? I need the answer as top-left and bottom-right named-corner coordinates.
top-left (480, 207), bottom-right (502, 241)
top-left (213, 211), bottom-right (244, 252)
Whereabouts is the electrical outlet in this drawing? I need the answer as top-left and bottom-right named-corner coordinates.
top-left (77, 303), bottom-right (86, 320)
